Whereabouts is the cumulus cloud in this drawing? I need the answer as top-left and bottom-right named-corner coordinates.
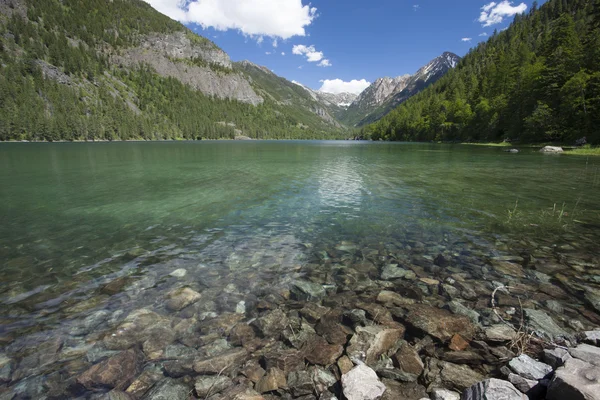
top-left (479, 1), bottom-right (527, 27)
top-left (143, 0), bottom-right (317, 39)
top-left (292, 44), bottom-right (324, 62)
top-left (281, 52), bottom-right (286, 56)
top-left (318, 79), bottom-right (370, 95)
top-left (272, 38), bottom-right (278, 48)
top-left (479, 32), bottom-right (488, 36)
top-left (318, 59), bottom-right (332, 67)
top-left (413, 4), bottom-right (419, 11)
top-left (461, 37), bottom-right (472, 42)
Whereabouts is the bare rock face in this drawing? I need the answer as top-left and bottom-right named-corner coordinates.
top-left (142, 32), bottom-right (231, 68)
top-left (547, 357), bottom-right (600, 400)
top-left (117, 33), bottom-right (263, 105)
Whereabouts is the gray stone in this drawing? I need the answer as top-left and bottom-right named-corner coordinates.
top-left (70, 310), bottom-right (111, 336)
top-left (252, 309), bottom-right (289, 338)
top-left (290, 280), bottom-right (326, 301)
top-left (543, 347), bottom-right (572, 369)
top-left (524, 308), bottom-right (568, 341)
top-left (381, 264), bottom-right (416, 280)
top-left (194, 375), bottom-right (232, 397)
top-left (579, 330), bottom-right (600, 346)
top-left (439, 362), bottom-right (485, 392)
top-left (0, 354), bottom-right (13, 383)
top-left (447, 301), bottom-right (480, 325)
top-left (431, 388), bottom-right (460, 400)
top-left (461, 378), bottom-right (527, 400)
top-left (288, 370), bottom-right (314, 397)
top-left (547, 357), bottom-right (600, 400)
top-left (508, 373), bottom-right (538, 393)
top-left (569, 343), bottom-right (600, 367)
top-left (485, 324), bottom-right (517, 342)
top-left (310, 366), bottom-right (337, 392)
top-left (342, 364), bottom-right (386, 400)
top-left (144, 378), bottom-right (190, 400)
top-left (509, 354), bottom-right (553, 380)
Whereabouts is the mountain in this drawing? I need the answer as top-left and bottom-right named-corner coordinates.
top-left (363, 0), bottom-right (600, 144)
top-left (315, 92), bottom-right (358, 108)
top-left (0, 0), bottom-right (344, 141)
top-left (340, 52), bottom-right (461, 127)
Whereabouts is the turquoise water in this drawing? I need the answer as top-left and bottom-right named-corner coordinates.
top-left (0, 141), bottom-right (599, 339)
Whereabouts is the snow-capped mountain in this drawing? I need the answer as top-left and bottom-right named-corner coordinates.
top-left (340, 52), bottom-right (460, 126)
top-left (315, 91), bottom-right (359, 108)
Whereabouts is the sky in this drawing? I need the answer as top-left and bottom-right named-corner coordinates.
top-left (143, 1), bottom-right (545, 94)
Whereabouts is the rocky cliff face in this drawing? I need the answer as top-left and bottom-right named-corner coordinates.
top-left (118, 33), bottom-right (263, 105)
top-left (315, 92), bottom-right (358, 108)
top-left (141, 32), bottom-right (232, 69)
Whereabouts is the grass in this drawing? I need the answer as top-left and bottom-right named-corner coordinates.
top-left (566, 145), bottom-right (600, 156)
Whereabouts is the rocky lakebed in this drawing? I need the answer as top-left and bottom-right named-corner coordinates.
top-left (1, 229), bottom-right (600, 400)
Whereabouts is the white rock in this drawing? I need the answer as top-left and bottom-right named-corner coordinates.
top-left (341, 364), bottom-right (386, 400)
top-left (547, 357), bottom-right (600, 400)
top-left (236, 300), bottom-right (246, 314)
top-left (462, 378), bottom-right (527, 400)
top-left (569, 343), bottom-right (600, 367)
top-left (579, 330), bottom-right (600, 346)
top-left (509, 354), bottom-right (553, 380)
top-left (431, 387), bottom-right (460, 400)
top-left (169, 268), bottom-right (187, 278)
top-left (540, 146), bottom-right (564, 153)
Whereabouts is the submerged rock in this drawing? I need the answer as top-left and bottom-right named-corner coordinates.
top-left (391, 343), bottom-right (424, 376)
top-left (77, 349), bottom-right (142, 391)
top-left (165, 287), bottom-right (201, 311)
top-left (290, 280), bottom-right (326, 301)
top-left (144, 378), bottom-right (190, 400)
top-left (252, 309), bottom-right (289, 338)
top-left (405, 304), bottom-right (475, 342)
top-left (255, 367), bottom-right (287, 393)
top-left (347, 325), bottom-right (405, 366)
top-left (380, 264), bottom-right (416, 280)
top-left (524, 309), bottom-right (568, 342)
top-left (341, 364), bottom-right (386, 400)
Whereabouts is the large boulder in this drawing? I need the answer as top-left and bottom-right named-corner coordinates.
top-left (547, 357), bottom-right (600, 400)
top-left (405, 304), bottom-right (475, 342)
top-left (342, 364), bottom-right (386, 400)
top-left (461, 378), bottom-right (527, 400)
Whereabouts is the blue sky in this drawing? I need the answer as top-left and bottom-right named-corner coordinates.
top-left (144, 1), bottom-right (544, 94)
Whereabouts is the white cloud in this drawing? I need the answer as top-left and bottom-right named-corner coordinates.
top-left (413, 4), bottom-right (419, 11)
top-left (281, 52), bottom-right (286, 56)
top-left (298, 65), bottom-right (303, 69)
top-left (461, 37), bottom-right (472, 42)
top-left (478, 1), bottom-right (527, 27)
top-left (292, 44), bottom-right (324, 62)
top-left (272, 38), bottom-right (278, 48)
top-left (318, 59), bottom-right (332, 67)
top-left (479, 32), bottom-right (488, 36)
top-left (257, 36), bottom-right (264, 45)
top-left (265, 51), bottom-right (271, 55)
top-left (318, 79), bottom-right (370, 95)
top-left (143, 0), bottom-right (317, 39)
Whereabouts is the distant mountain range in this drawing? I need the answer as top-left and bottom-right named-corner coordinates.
top-left (339, 52), bottom-right (461, 127)
top-left (0, 0), bottom-right (458, 141)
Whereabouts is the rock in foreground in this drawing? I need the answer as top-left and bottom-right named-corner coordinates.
top-left (342, 364), bottom-right (386, 400)
top-left (461, 378), bottom-right (527, 400)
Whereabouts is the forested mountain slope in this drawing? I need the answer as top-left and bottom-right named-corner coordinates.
top-left (0, 0), bottom-right (344, 141)
top-left (364, 0), bottom-right (600, 144)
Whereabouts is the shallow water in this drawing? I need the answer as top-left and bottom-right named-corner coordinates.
top-left (1, 141), bottom-right (599, 396)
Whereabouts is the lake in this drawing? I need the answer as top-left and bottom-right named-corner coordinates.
top-left (1, 141), bottom-right (599, 397)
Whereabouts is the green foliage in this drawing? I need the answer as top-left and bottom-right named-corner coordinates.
top-left (0, 0), bottom-right (342, 141)
top-left (365, 0), bottom-right (600, 144)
